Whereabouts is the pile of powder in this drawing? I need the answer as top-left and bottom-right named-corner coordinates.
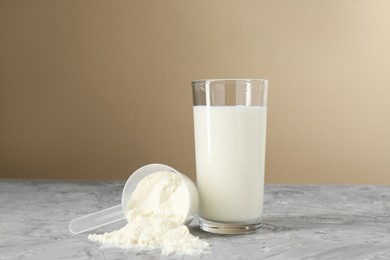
top-left (88, 171), bottom-right (209, 256)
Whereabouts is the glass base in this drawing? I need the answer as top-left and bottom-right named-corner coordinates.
top-left (199, 217), bottom-right (262, 234)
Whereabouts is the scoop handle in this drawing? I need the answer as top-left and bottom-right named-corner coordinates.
top-left (69, 204), bottom-right (124, 234)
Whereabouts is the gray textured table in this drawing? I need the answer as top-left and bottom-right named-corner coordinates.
top-left (1, 180), bottom-right (390, 260)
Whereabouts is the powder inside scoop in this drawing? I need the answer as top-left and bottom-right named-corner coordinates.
top-left (88, 171), bottom-right (209, 256)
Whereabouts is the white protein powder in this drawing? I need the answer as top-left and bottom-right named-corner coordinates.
top-left (88, 171), bottom-right (209, 256)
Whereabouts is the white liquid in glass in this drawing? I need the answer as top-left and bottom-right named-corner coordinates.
top-left (193, 106), bottom-right (267, 222)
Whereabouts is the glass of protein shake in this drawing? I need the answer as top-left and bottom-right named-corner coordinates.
top-left (192, 79), bottom-right (269, 234)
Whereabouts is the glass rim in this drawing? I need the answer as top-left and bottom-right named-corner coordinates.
top-left (192, 78), bottom-right (269, 85)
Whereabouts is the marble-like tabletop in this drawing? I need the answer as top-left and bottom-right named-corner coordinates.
top-left (1, 180), bottom-right (390, 260)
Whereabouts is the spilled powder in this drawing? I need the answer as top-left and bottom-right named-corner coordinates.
top-left (88, 171), bottom-right (209, 256)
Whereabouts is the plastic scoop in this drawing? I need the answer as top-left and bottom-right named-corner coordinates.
top-left (69, 163), bottom-right (199, 234)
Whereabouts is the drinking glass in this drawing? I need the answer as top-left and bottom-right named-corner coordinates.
top-left (192, 79), bottom-right (269, 234)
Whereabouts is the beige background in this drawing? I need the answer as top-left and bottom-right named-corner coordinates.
top-left (1, 0), bottom-right (390, 184)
